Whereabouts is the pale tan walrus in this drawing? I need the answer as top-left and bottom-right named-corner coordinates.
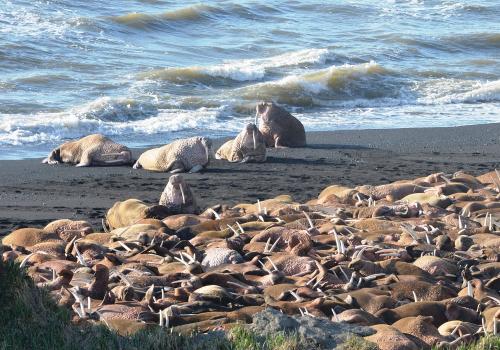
top-left (215, 123), bottom-right (266, 163)
top-left (133, 136), bottom-right (211, 173)
top-left (42, 134), bottom-right (132, 167)
top-left (256, 101), bottom-right (306, 148)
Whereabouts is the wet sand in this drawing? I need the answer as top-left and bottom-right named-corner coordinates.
top-left (0, 123), bottom-right (499, 234)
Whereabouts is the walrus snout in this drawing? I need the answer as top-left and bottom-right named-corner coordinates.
top-left (256, 101), bottom-right (269, 115)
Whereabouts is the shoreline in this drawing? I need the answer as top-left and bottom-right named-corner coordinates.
top-left (0, 123), bottom-right (499, 234)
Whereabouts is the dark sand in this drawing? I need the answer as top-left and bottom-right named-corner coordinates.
top-left (1, 123), bottom-right (499, 234)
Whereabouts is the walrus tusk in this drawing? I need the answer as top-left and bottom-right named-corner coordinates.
top-left (338, 266), bottom-right (349, 281)
top-left (258, 260), bottom-right (271, 274)
top-left (236, 222), bottom-right (245, 234)
top-left (467, 281), bottom-right (474, 297)
top-left (268, 237), bottom-right (281, 253)
top-left (267, 257), bottom-right (278, 271)
top-left (289, 291), bottom-right (302, 302)
top-left (102, 217), bottom-right (110, 233)
top-left (303, 211), bottom-right (314, 230)
top-left (450, 323), bottom-right (461, 337)
top-left (209, 208), bottom-right (221, 220)
top-left (118, 241), bottom-right (132, 252)
top-left (331, 308), bottom-right (339, 322)
top-left (20, 253), bottom-right (35, 268)
top-left (227, 224), bottom-right (239, 236)
top-left (179, 184), bottom-right (186, 205)
top-left (458, 215), bottom-right (464, 229)
top-left (74, 243), bottom-right (87, 266)
top-left (264, 237), bottom-right (271, 253)
top-left (226, 281), bottom-right (249, 290)
top-left (412, 291), bottom-right (418, 302)
top-left (252, 129), bottom-right (256, 150)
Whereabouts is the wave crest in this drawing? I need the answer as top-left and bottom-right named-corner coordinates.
top-left (110, 4), bottom-right (217, 28)
top-left (138, 48), bottom-right (332, 83)
top-left (237, 61), bottom-right (398, 106)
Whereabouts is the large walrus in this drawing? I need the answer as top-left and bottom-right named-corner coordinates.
top-left (105, 198), bottom-right (173, 230)
top-left (256, 101), bottom-right (306, 148)
top-left (133, 136), bottom-right (211, 173)
top-left (215, 123), bottom-right (266, 163)
top-left (42, 134), bottom-right (132, 167)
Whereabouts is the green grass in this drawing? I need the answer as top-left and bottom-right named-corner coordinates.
top-left (454, 336), bottom-right (500, 350)
top-left (429, 335), bottom-right (500, 350)
top-left (0, 261), bottom-right (309, 350)
top-left (337, 336), bottom-right (378, 350)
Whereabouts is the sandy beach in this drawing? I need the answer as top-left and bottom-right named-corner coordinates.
top-left (0, 123), bottom-right (498, 234)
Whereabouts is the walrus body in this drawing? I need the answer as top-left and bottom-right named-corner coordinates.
top-left (256, 102), bottom-right (306, 148)
top-left (106, 199), bottom-right (172, 229)
top-left (215, 123), bottom-right (266, 163)
top-left (42, 134), bottom-right (132, 167)
top-left (133, 136), bottom-right (211, 173)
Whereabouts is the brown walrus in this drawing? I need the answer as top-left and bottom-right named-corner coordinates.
top-left (256, 101), bottom-right (306, 148)
top-left (42, 134), bottom-right (132, 167)
top-left (215, 123), bottom-right (266, 163)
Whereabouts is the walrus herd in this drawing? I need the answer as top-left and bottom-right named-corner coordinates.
top-left (4, 101), bottom-right (500, 348)
top-left (41, 102), bottom-right (305, 169)
top-left (2, 168), bottom-right (499, 348)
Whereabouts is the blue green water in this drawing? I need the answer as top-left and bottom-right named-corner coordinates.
top-left (1, 0), bottom-right (499, 158)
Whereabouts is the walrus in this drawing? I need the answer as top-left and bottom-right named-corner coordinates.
top-left (42, 134), bottom-right (132, 167)
top-left (133, 136), bottom-right (211, 173)
top-left (159, 175), bottom-right (197, 214)
top-left (215, 123), bottom-right (266, 163)
top-left (255, 101), bottom-right (306, 148)
top-left (106, 199), bottom-right (173, 229)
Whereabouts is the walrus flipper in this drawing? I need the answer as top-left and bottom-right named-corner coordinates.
top-left (75, 151), bottom-right (92, 167)
top-left (189, 164), bottom-right (203, 173)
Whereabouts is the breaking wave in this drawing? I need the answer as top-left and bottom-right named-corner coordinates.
top-left (236, 61), bottom-right (400, 106)
top-left (110, 4), bottom-right (221, 29)
top-left (0, 97), bottom-right (240, 146)
top-left (138, 48), bottom-right (333, 83)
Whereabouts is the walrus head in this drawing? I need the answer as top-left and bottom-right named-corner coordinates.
top-left (42, 147), bottom-right (62, 164)
top-left (256, 101), bottom-right (272, 121)
top-left (241, 123), bottom-right (263, 151)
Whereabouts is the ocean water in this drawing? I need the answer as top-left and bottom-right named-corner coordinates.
top-left (1, 0), bottom-right (499, 159)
